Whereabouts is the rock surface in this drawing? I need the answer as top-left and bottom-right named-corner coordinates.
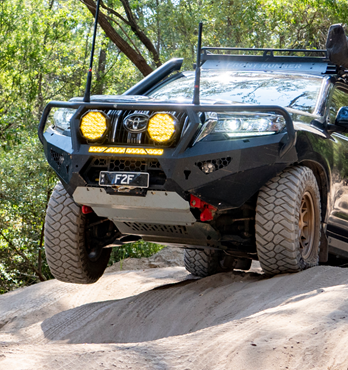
top-left (106, 246), bottom-right (185, 272)
top-left (1, 247), bottom-right (348, 369)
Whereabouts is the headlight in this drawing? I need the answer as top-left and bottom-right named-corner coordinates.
top-left (194, 112), bottom-right (286, 144)
top-left (80, 110), bottom-right (109, 141)
top-left (148, 113), bottom-right (176, 143)
top-left (53, 108), bottom-right (76, 131)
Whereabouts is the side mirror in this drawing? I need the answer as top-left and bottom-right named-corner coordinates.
top-left (335, 107), bottom-right (348, 128)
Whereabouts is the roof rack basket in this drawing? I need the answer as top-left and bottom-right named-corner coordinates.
top-left (200, 47), bottom-right (337, 75)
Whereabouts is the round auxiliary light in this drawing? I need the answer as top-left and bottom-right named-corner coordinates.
top-left (80, 110), bottom-right (108, 141)
top-left (148, 113), bottom-right (176, 143)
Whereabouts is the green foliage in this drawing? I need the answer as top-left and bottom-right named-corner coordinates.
top-left (2, 0), bottom-right (348, 293)
top-left (0, 138), bottom-right (55, 293)
top-left (109, 241), bottom-right (164, 265)
top-left (0, 0), bottom-right (142, 293)
top-left (96, 0), bottom-right (348, 71)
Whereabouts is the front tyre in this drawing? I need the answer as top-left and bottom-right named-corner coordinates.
top-left (255, 166), bottom-right (321, 275)
top-left (44, 183), bottom-right (112, 284)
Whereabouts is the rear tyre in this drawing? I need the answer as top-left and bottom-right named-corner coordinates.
top-left (44, 183), bottom-right (112, 284)
top-left (255, 166), bottom-right (321, 275)
top-left (184, 248), bottom-right (222, 277)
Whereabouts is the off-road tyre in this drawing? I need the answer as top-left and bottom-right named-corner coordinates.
top-left (184, 248), bottom-right (222, 277)
top-left (256, 166), bottom-right (321, 275)
top-left (44, 183), bottom-right (111, 284)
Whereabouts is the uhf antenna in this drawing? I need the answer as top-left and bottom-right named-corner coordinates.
top-left (83, 0), bottom-right (102, 102)
top-left (193, 22), bottom-right (203, 105)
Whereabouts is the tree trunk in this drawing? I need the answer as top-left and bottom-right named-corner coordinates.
top-left (95, 45), bottom-right (107, 94)
top-left (119, 0), bottom-right (162, 67)
top-left (82, 0), bottom-right (153, 76)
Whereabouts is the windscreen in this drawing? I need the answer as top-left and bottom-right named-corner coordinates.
top-left (149, 71), bottom-right (323, 113)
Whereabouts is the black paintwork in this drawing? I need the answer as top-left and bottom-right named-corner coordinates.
top-left (38, 50), bottom-right (348, 260)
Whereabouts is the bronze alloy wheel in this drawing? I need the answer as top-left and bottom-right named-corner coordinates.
top-left (299, 191), bottom-right (316, 259)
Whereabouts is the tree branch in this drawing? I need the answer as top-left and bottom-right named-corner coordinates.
top-left (99, 0), bottom-right (130, 27)
top-left (79, 0), bottom-right (154, 76)
top-left (119, 0), bottom-right (162, 67)
top-left (0, 230), bottom-right (47, 282)
top-left (102, 11), bottom-right (143, 58)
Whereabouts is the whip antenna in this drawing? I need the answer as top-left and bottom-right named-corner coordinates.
top-left (193, 22), bottom-right (203, 105)
top-left (83, 0), bottom-right (102, 102)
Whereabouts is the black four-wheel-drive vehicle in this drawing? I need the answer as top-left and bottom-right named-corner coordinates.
top-left (39, 23), bottom-right (348, 283)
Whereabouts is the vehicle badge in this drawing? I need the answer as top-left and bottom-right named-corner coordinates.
top-left (123, 113), bottom-right (149, 133)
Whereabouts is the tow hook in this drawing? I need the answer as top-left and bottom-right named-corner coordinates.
top-left (82, 205), bottom-right (93, 214)
top-left (190, 195), bottom-right (217, 222)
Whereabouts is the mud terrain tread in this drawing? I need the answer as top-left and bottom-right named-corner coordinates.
top-left (184, 249), bottom-right (221, 277)
top-left (255, 166), bottom-right (321, 275)
top-left (44, 183), bottom-right (110, 284)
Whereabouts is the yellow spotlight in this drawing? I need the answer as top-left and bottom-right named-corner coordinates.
top-left (146, 148), bottom-right (164, 155)
top-left (104, 147), bottom-right (126, 154)
top-left (89, 146), bottom-right (107, 153)
top-left (126, 148), bottom-right (147, 155)
top-left (148, 113), bottom-right (175, 143)
top-left (80, 111), bottom-right (108, 141)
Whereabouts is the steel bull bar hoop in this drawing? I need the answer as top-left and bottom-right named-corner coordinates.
top-left (38, 102), bottom-right (295, 157)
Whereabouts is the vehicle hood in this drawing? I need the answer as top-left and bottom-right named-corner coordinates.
top-left (69, 95), bottom-right (152, 103)
top-left (69, 95), bottom-right (232, 105)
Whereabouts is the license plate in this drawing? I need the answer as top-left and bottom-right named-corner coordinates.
top-left (99, 171), bottom-right (149, 188)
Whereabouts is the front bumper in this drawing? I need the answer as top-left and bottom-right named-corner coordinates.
top-left (39, 101), bottom-right (297, 211)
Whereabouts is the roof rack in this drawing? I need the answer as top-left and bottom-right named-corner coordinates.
top-left (202, 47), bottom-right (327, 56)
top-left (200, 47), bottom-right (337, 75)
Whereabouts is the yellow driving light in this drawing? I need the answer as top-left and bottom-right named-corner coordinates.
top-left (148, 113), bottom-right (176, 143)
top-left (80, 111), bottom-right (108, 141)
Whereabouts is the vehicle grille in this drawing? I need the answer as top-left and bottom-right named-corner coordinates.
top-left (82, 157), bottom-right (166, 187)
top-left (106, 109), bottom-right (188, 148)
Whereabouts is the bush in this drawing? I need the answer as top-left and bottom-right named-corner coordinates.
top-left (109, 241), bottom-right (164, 265)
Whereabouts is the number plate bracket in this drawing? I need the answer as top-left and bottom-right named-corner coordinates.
top-left (99, 171), bottom-right (149, 188)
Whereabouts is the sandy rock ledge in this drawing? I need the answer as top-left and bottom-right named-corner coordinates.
top-left (1, 247), bottom-right (348, 369)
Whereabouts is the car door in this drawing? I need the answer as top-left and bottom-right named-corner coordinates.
top-left (327, 83), bottom-right (348, 256)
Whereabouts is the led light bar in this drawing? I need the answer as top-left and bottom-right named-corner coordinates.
top-left (105, 147), bottom-right (126, 154)
top-left (126, 148), bottom-right (147, 155)
top-left (88, 146), bottom-right (164, 155)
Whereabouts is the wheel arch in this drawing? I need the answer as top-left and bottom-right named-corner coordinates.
top-left (299, 160), bottom-right (329, 223)
top-left (299, 160), bottom-right (329, 262)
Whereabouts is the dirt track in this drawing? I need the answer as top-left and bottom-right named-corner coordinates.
top-left (1, 249), bottom-right (348, 369)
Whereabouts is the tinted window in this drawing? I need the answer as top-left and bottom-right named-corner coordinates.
top-left (329, 86), bottom-right (348, 123)
top-left (150, 71), bottom-right (323, 113)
